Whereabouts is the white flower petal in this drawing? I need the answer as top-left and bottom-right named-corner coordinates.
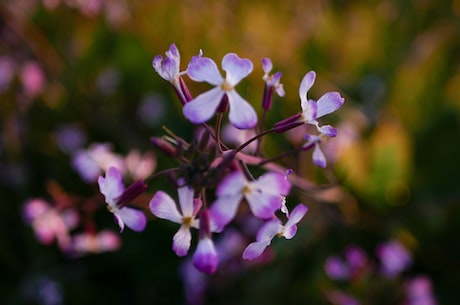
top-left (187, 56), bottom-right (224, 85)
top-left (173, 225), bottom-right (192, 257)
top-left (242, 240), bottom-right (271, 260)
top-left (115, 207), bottom-right (147, 232)
top-left (222, 53), bottom-right (253, 86)
top-left (316, 92), bottom-right (345, 118)
top-left (226, 90), bottom-right (257, 129)
top-left (183, 87), bottom-right (224, 124)
top-left (98, 167), bottom-right (124, 207)
top-left (149, 191), bottom-right (182, 223)
top-left (216, 171), bottom-right (246, 196)
top-left (299, 71), bottom-right (316, 103)
top-left (209, 195), bottom-right (243, 230)
top-left (177, 185), bottom-right (194, 217)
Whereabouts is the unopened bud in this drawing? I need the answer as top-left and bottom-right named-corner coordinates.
top-left (150, 137), bottom-right (176, 156)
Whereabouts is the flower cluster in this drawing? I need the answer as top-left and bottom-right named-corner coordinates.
top-left (23, 43), bottom-right (345, 274)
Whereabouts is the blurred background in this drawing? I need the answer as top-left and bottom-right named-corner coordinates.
top-left (1, 0), bottom-right (459, 304)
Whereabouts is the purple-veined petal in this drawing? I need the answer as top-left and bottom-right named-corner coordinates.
top-left (183, 87), bottom-right (224, 124)
top-left (319, 125), bottom-right (338, 137)
top-left (177, 185), bottom-right (194, 217)
top-left (316, 92), bottom-right (345, 118)
top-left (255, 172), bottom-right (291, 196)
top-left (216, 171), bottom-right (246, 196)
top-left (242, 240), bottom-right (271, 260)
top-left (299, 71), bottom-right (316, 103)
top-left (193, 237), bottom-right (218, 274)
top-left (173, 225), bottom-right (192, 257)
top-left (301, 99), bottom-right (318, 122)
top-left (262, 58), bottom-right (273, 74)
top-left (149, 191), bottom-right (182, 223)
top-left (115, 207), bottom-right (147, 232)
top-left (187, 56), bottom-right (223, 86)
top-left (245, 192), bottom-right (283, 219)
top-left (222, 53), bottom-right (253, 86)
top-left (283, 204), bottom-right (308, 239)
top-left (209, 195), bottom-right (243, 230)
top-left (312, 143), bottom-right (327, 168)
top-left (98, 167), bottom-right (124, 207)
top-left (226, 90), bottom-right (257, 129)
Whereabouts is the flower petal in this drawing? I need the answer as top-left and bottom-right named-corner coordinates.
top-left (254, 172), bottom-right (291, 196)
top-left (209, 195), bottom-right (243, 230)
top-left (226, 90), bottom-right (257, 129)
top-left (187, 55), bottom-right (223, 86)
top-left (301, 99), bottom-right (317, 122)
top-left (115, 207), bottom-right (147, 232)
top-left (256, 219), bottom-right (282, 242)
top-left (262, 57), bottom-right (273, 74)
top-left (283, 204), bottom-right (308, 239)
top-left (183, 87), bottom-right (224, 124)
top-left (98, 167), bottom-right (124, 207)
top-left (319, 125), bottom-right (338, 137)
top-left (216, 171), bottom-right (246, 197)
top-left (242, 240), bottom-right (271, 260)
top-left (312, 143), bottom-right (327, 168)
top-left (173, 225), bottom-right (192, 257)
top-left (316, 92), bottom-right (345, 118)
top-left (222, 53), bottom-right (253, 86)
top-left (149, 191), bottom-right (182, 223)
top-left (177, 185), bottom-right (194, 217)
top-left (245, 192), bottom-right (282, 219)
top-left (299, 71), bottom-right (316, 103)
top-left (193, 237), bottom-right (218, 274)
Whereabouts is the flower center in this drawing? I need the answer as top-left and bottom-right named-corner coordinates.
top-left (182, 216), bottom-right (193, 226)
top-left (220, 80), bottom-right (233, 92)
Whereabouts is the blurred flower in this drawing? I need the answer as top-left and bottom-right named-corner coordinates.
top-left (210, 171), bottom-right (291, 230)
top-left (20, 61), bottom-right (45, 98)
top-left (125, 149), bottom-right (156, 181)
top-left (149, 183), bottom-right (200, 256)
top-left (261, 58), bottom-right (284, 111)
top-left (72, 143), bottom-right (125, 182)
top-left (184, 52), bottom-right (257, 129)
top-left (54, 125), bottom-right (86, 154)
top-left (71, 229), bottom-right (121, 255)
top-left (325, 256), bottom-right (350, 280)
top-left (180, 258), bottom-right (208, 305)
top-left (137, 94), bottom-right (166, 127)
top-left (98, 167), bottom-right (147, 232)
top-left (22, 199), bottom-right (79, 251)
top-left (222, 123), bottom-right (257, 153)
top-left (324, 245), bottom-right (367, 280)
top-left (242, 204), bottom-right (308, 260)
top-left (404, 276), bottom-right (438, 305)
top-left (96, 66), bottom-right (120, 95)
top-left (376, 239), bottom-right (412, 277)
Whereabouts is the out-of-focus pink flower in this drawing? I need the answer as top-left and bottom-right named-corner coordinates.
top-left (20, 61), bottom-right (45, 98)
top-left (376, 239), bottom-right (412, 277)
top-left (222, 123), bottom-right (257, 153)
top-left (23, 199), bottom-right (79, 251)
top-left (404, 276), bottom-right (438, 305)
top-left (72, 230), bottom-right (121, 255)
top-left (325, 256), bottom-right (350, 280)
top-left (125, 150), bottom-right (156, 181)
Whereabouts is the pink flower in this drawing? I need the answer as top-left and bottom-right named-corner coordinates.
top-left (72, 230), bottom-right (121, 255)
top-left (376, 239), bottom-right (412, 277)
top-left (98, 167), bottom-right (147, 232)
top-left (210, 171), bottom-right (291, 230)
top-left (242, 204), bottom-right (308, 260)
top-left (183, 52), bottom-right (257, 129)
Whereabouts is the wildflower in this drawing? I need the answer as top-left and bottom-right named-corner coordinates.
top-left (149, 183), bottom-right (200, 256)
top-left (183, 52), bottom-right (257, 129)
top-left (274, 71), bottom-right (344, 134)
top-left (376, 239), bottom-right (412, 277)
top-left (302, 134), bottom-right (328, 168)
top-left (325, 256), bottom-right (350, 280)
top-left (242, 204), bottom-right (308, 260)
top-left (261, 58), bottom-right (284, 110)
top-left (71, 230), bottom-right (121, 255)
top-left (193, 210), bottom-right (218, 274)
top-left (152, 43), bottom-right (191, 104)
top-left (98, 167), bottom-right (147, 232)
top-left (210, 171), bottom-right (291, 230)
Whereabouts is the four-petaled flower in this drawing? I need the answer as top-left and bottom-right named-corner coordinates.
top-left (210, 171), bottom-right (291, 230)
top-left (149, 182), bottom-right (201, 256)
top-left (299, 71), bottom-right (345, 136)
top-left (98, 167), bottom-right (147, 232)
top-left (262, 58), bottom-right (285, 97)
top-left (242, 203), bottom-right (308, 260)
top-left (302, 134), bottom-right (328, 168)
top-left (183, 52), bottom-right (258, 129)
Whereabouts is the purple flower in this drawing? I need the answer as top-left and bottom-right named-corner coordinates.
top-left (262, 58), bottom-right (284, 96)
top-left (299, 71), bottom-right (345, 134)
top-left (193, 210), bottom-right (218, 274)
top-left (242, 204), bottom-right (308, 260)
top-left (152, 43), bottom-right (181, 84)
top-left (183, 52), bottom-right (257, 129)
top-left (405, 276), bottom-right (438, 305)
top-left (376, 239), bottom-right (412, 277)
top-left (98, 167), bottom-right (147, 232)
top-left (210, 171), bottom-right (291, 230)
top-left (149, 183), bottom-right (201, 256)
top-left (302, 134), bottom-right (328, 168)
top-left (324, 256), bottom-right (350, 280)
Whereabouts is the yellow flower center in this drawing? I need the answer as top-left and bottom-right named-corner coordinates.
top-left (182, 216), bottom-right (193, 226)
top-left (220, 80), bottom-right (233, 92)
